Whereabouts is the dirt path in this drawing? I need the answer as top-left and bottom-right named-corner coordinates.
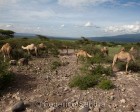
top-left (0, 49), bottom-right (140, 112)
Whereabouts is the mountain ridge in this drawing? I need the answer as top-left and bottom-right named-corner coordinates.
top-left (14, 33), bottom-right (140, 42)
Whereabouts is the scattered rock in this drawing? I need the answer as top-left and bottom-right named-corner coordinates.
top-left (126, 105), bottom-right (134, 111)
top-left (26, 108), bottom-right (34, 112)
top-left (12, 92), bottom-right (21, 101)
top-left (93, 106), bottom-right (100, 112)
top-left (64, 87), bottom-right (69, 92)
top-left (110, 95), bottom-right (115, 101)
top-left (12, 101), bottom-right (26, 112)
top-left (46, 107), bottom-right (56, 112)
top-left (102, 74), bottom-right (106, 76)
top-left (121, 88), bottom-right (126, 92)
top-left (79, 106), bottom-right (90, 112)
top-left (9, 60), bottom-right (17, 65)
top-left (62, 61), bottom-right (69, 66)
top-left (113, 104), bottom-right (118, 108)
top-left (18, 58), bottom-right (28, 66)
top-left (120, 99), bottom-right (126, 104)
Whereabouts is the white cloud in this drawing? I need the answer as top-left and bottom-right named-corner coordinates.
top-left (0, 0), bottom-right (52, 5)
top-left (104, 23), bottom-right (140, 33)
top-left (123, 2), bottom-right (140, 7)
top-left (74, 21), bottom-right (100, 28)
top-left (10, 9), bottom-right (56, 20)
top-left (84, 21), bottom-right (93, 27)
top-left (58, 0), bottom-right (115, 7)
top-left (37, 27), bottom-right (40, 30)
top-left (6, 24), bottom-right (13, 28)
top-left (0, 0), bottom-right (17, 5)
top-left (60, 24), bottom-right (65, 27)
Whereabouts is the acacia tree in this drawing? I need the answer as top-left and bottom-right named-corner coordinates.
top-left (36, 34), bottom-right (49, 41)
top-left (0, 29), bottom-right (15, 39)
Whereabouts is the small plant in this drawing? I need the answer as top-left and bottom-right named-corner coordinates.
top-left (51, 61), bottom-right (61, 70)
top-left (98, 79), bottom-right (114, 90)
top-left (91, 65), bottom-right (113, 76)
top-left (69, 75), bottom-right (98, 90)
top-left (87, 54), bottom-right (103, 64)
top-left (49, 48), bottom-right (60, 57)
top-left (118, 62), bottom-right (140, 72)
top-left (87, 54), bottom-right (112, 64)
top-left (0, 72), bottom-right (15, 89)
top-left (0, 61), bottom-right (15, 89)
top-left (12, 49), bottom-right (31, 60)
top-left (69, 64), bottom-right (113, 90)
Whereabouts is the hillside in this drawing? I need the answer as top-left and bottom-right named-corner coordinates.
top-left (0, 49), bottom-right (140, 112)
top-left (89, 34), bottom-right (140, 43)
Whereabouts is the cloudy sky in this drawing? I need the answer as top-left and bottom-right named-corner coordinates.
top-left (0, 0), bottom-right (140, 37)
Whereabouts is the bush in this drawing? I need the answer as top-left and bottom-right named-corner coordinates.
top-left (12, 49), bottom-right (31, 60)
top-left (117, 62), bottom-right (140, 72)
top-left (49, 48), bottom-right (60, 57)
top-left (51, 61), bottom-right (61, 70)
top-left (98, 79), bottom-right (114, 90)
top-left (0, 72), bottom-right (15, 89)
top-left (87, 54), bottom-right (103, 64)
top-left (69, 75), bottom-right (98, 90)
top-left (69, 65), bottom-right (113, 90)
top-left (81, 45), bottom-right (101, 55)
top-left (87, 54), bottom-right (112, 64)
top-left (0, 61), bottom-right (14, 89)
top-left (91, 65), bottom-right (113, 76)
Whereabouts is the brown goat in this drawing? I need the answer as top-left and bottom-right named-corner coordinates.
top-left (76, 50), bottom-right (93, 63)
top-left (38, 43), bottom-right (47, 50)
top-left (112, 47), bottom-right (135, 74)
top-left (100, 47), bottom-right (108, 56)
top-left (0, 43), bottom-right (12, 62)
top-left (22, 43), bottom-right (38, 56)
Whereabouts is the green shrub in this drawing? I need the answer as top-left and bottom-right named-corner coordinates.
top-left (0, 61), bottom-right (15, 89)
top-left (87, 54), bottom-right (103, 64)
top-left (118, 62), bottom-right (140, 72)
top-left (91, 65), bottom-right (113, 76)
top-left (69, 75), bottom-right (98, 90)
top-left (87, 54), bottom-right (112, 64)
top-left (12, 49), bottom-right (31, 60)
top-left (51, 61), bottom-right (61, 70)
top-left (0, 72), bottom-right (15, 89)
top-left (49, 48), bottom-right (60, 57)
top-left (81, 45), bottom-right (101, 55)
top-left (103, 56), bottom-right (112, 63)
top-left (70, 64), bottom-right (113, 90)
top-left (98, 79), bottom-right (114, 90)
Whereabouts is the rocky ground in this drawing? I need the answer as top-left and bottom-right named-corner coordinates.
top-left (0, 49), bottom-right (140, 112)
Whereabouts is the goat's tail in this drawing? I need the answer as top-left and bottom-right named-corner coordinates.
top-left (87, 53), bottom-right (92, 58)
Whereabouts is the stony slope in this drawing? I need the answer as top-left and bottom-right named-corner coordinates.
top-left (0, 50), bottom-right (140, 112)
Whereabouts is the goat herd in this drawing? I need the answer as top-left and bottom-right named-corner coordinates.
top-left (0, 42), bottom-right (138, 74)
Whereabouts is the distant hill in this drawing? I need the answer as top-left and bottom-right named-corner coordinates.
top-left (89, 34), bottom-right (140, 43)
top-left (14, 33), bottom-right (140, 43)
top-left (14, 33), bottom-right (78, 40)
top-left (14, 33), bottom-right (36, 38)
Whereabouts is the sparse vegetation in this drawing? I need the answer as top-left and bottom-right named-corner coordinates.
top-left (69, 64), bottom-right (114, 90)
top-left (98, 79), bottom-right (114, 90)
top-left (0, 60), bottom-right (15, 90)
top-left (49, 47), bottom-right (60, 57)
top-left (0, 30), bottom-right (140, 95)
top-left (12, 49), bottom-right (31, 60)
top-left (117, 61), bottom-right (140, 73)
top-left (69, 75), bottom-right (98, 90)
top-left (51, 61), bottom-right (61, 70)
top-left (90, 65), bottom-right (113, 76)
